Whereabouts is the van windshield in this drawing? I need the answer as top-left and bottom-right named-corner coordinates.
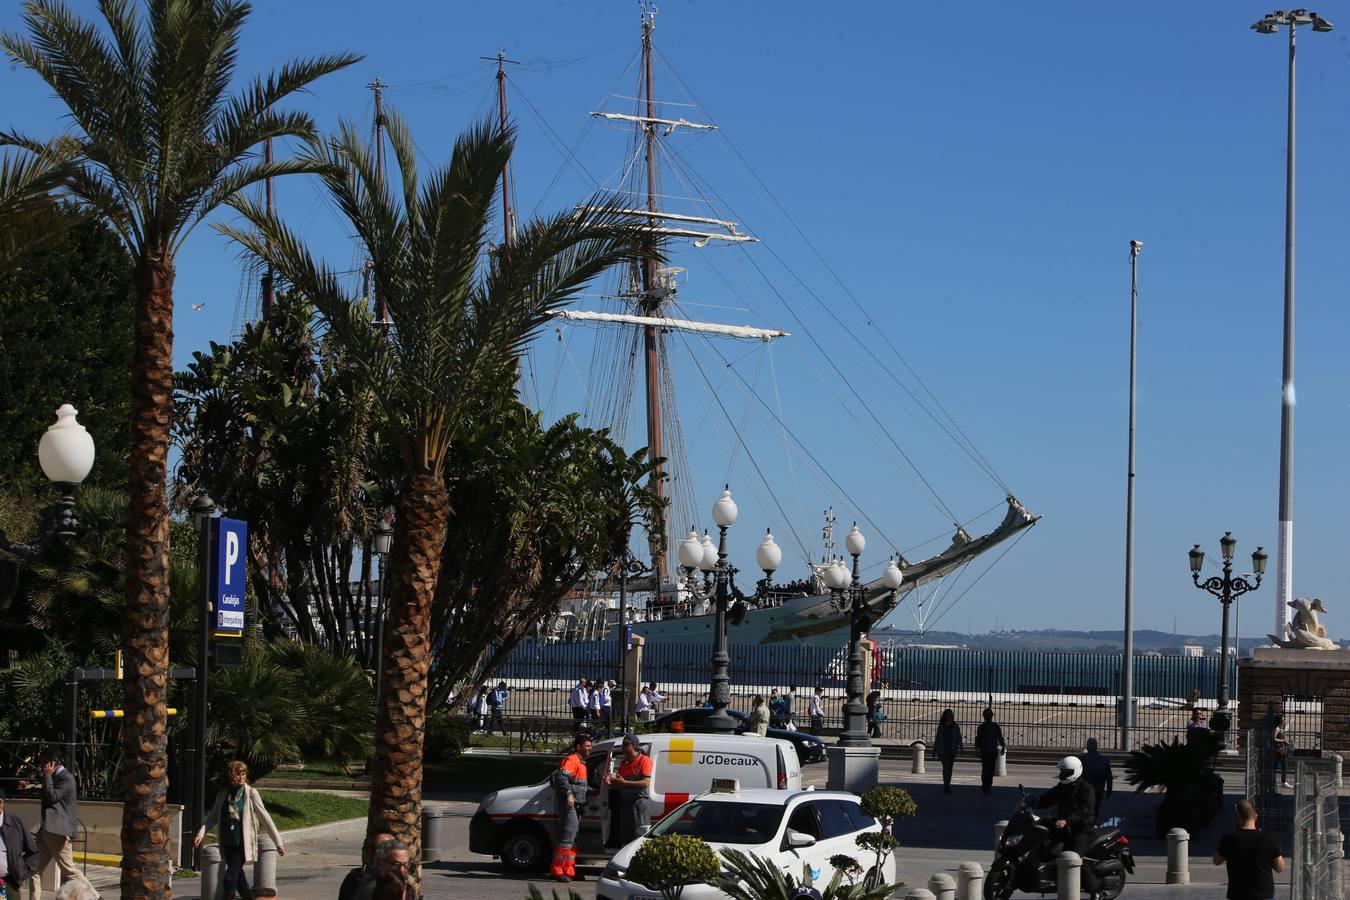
top-left (648, 800), bottom-right (784, 845)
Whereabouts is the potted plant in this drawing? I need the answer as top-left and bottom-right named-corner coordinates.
top-left (1124, 729), bottom-right (1223, 836)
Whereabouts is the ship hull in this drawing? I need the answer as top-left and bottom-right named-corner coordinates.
top-left (613, 592), bottom-right (856, 646)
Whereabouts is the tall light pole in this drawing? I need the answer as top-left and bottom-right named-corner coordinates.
top-left (371, 516), bottom-right (394, 716)
top-left (1189, 534), bottom-right (1268, 748)
top-left (831, 526), bottom-right (904, 747)
top-left (704, 487), bottom-right (739, 734)
top-left (190, 493), bottom-right (217, 867)
top-left (1122, 240), bottom-right (1142, 751)
top-left (1251, 8), bottom-right (1334, 641)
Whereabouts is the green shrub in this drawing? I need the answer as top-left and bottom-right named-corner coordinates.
top-left (424, 709), bottom-right (473, 764)
top-left (716, 847), bottom-right (896, 899)
top-left (626, 834), bottom-right (721, 900)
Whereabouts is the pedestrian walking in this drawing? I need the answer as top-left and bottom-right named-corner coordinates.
top-left (550, 734), bottom-right (592, 883)
top-left (1272, 715), bottom-right (1292, 787)
top-left (1077, 736), bottom-right (1113, 817)
top-left (809, 687), bottom-right (825, 736)
top-left (646, 682), bottom-right (666, 715)
top-left (19, 753), bottom-right (92, 900)
top-left (472, 683), bottom-right (490, 733)
top-left (568, 678), bottom-right (589, 728)
top-left (1187, 709), bottom-right (1209, 741)
top-left (747, 695), bottom-right (770, 736)
top-left (588, 677), bottom-right (605, 732)
top-left (194, 761), bottom-right (286, 900)
top-left (600, 680), bottom-right (615, 736)
top-left (768, 688), bottom-right (786, 728)
top-left (604, 735), bottom-right (654, 845)
top-left (0, 788), bottom-right (40, 900)
top-left (1213, 799), bottom-right (1284, 900)
top-left (784, 685), bottom-right (799, 730)
top-left (866, 690), bottom-right (884, 738)
top-left (974, 708), bottom-right (1006, 794)
top-left (934, 708), bottom-right (963, 793)
top-left (487, 681), bottom-right (510, 737)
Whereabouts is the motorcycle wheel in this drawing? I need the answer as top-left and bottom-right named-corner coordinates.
top-left (984, 861), bottom-right (1016, 900)
top-left (1098, 868), bottom-right (1127, 900)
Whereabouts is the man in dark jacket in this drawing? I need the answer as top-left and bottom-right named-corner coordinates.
top-left (974, 708), bottom-right (1006, 794)
top-left (1078, 737), bottom-right (1114, 817)
top-left (1036, 757), bottom-right (1100, 900)
top-left (0, 788), bottom-right (41, 898)
top-left (20, 753), bottom-right (91, 900)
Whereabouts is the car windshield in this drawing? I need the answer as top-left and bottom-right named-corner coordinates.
top-left (649, 800), bottom-right (784, 845)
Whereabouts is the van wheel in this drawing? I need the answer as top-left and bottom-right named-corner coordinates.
top-left (499, 825), bottom-right (549, 873)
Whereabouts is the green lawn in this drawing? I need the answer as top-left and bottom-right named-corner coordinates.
top-left (265, 761), bottom-right (366, 782)
top-left (256, 789), bottom-right (369, 831)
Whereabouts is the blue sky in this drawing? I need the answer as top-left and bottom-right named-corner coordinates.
top-left (4, 3), bottom-right (1348, 638)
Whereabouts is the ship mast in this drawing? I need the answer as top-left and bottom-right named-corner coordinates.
top-left (368, 76), bottom-right (388, 325)
top-left (261, 137), bottom-right (275, 321)
top-left (638, 8), bottom-right (668, 584)
top-left (483, 49), bottom-right (519, 249)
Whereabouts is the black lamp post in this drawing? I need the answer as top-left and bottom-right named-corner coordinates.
top-left (829, 525), bottom-right (904, 748)
top-left (1189, 533), bottom-right (1267, 741)
top-left (190, 492), bottom-right (217, 867)
top-left (703, 487), bottom-right (740, 734)
top-left (372, 516), bottom-right (394, 708)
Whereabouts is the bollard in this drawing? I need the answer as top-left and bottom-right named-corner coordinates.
top-left (995, 750), bottom-right (1007, 778)
top-left (1055, 852), bottom-right (1081, 900)
top-left (1331, 753), bottom-right (1343, 788)
top-left (253, 835), bottom-right (278, 891)
top-left (906, 889), bottom-right (936, 900)
top-left (422, 805), bottom-right (451, 862)
top-left (955, 862), bottom-right (984, 900)
top-left (200, 845), bottom-right (223, 900)
top-left (1166, 828), bottom-right (1190, 884)
top-left (911, 741), bottom-right (927, 775)
top-left (994, 820), bottom-right (1009, 847)
top-left (928, 872), bottom-right (956, 900)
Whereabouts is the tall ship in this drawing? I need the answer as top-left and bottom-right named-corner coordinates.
top-left (512, 6), bottom-right (1037, 647)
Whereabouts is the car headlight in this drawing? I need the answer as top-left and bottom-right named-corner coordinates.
top-left (478, 792), bottom-right (498, 811)
top-left (602, 861), bottom-right (627, 881)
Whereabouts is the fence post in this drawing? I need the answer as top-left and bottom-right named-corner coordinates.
top-left (1330, 752), bottom-right (1343, 788)
top-left (252, 835), bottom-right (278, 891)
top-left (1165, 828), bottom-right (1189, 884)
top-left (200, 845), bottom-right (223, 900)
top-left (955, 862), bottom-right (984, 900)
top-left (1055, 852), bottom-right (1081, 900)
top-left (928, 872), bottom-right (955, 900)
top-left (906, 889), bottom-right (936, 900)
top-left (422, 805), bottom-right (450, 862)
top-left (994, 820), bottom-right (1009, 847)
top-left (911, 741), bottom-right (927, 774)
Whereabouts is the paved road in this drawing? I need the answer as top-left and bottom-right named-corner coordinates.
top-left (164, 756), bottom-right (1305, 900)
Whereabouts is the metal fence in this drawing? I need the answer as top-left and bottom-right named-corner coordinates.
top-left (484, 640), bottom-right (1271, 751)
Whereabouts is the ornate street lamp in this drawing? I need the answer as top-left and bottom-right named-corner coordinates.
top-left (372, 515), bottom-right (394, 701)
top-left (834, 525), bottom-right (905, 748)
top-left (1189, 533), bottom-right (1267, 742)
top-left (0, 405), bottom-right (96, 559)
top-left (756, 529), bottom-right (782, 599)
top-left (703, 486), bottom-right (739, 734)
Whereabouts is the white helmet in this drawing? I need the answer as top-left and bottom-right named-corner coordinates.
top-left (1057, 756), bottom-right (1083, 784)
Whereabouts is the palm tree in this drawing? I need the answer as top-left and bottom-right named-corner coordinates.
top-left (1, 2), bottom-right (359, 893)
top-left (220, 112), bottom-right (650, 877)
top-left (0, 140), bottom-right (77, 270)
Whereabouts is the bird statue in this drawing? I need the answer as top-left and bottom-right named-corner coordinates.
top-left (1268, 597), bottom-right (1339, 650)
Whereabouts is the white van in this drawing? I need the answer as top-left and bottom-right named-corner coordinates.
top-left (468, 733), bottom-right (802, 872)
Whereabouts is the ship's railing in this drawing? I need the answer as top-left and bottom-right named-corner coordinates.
top-left (481, 641), bottom-right (1321, 752)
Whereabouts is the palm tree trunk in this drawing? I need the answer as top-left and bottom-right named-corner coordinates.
top-left (367, 471), bottom-right (450, 890)
top-left (120, 255), bottom-right (176, 899)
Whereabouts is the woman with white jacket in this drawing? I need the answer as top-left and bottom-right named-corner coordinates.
top-left (193, 760), bottom-right (285, 899)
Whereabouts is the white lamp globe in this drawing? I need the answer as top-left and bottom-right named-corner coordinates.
top-left (711, 486), bottom-right (738, 528)
top-left (756, 529), bottom-right (782, 572)
top-left (825, 559), bottom-right (848, 591)
top-left (678, 530), bottom-right (703, 569)
top-left (698, 532), bottom-right (717, 572)
top-left (883, 558), bottom-right (905, 590)
top-left (844, 523), bottom-right (865, 557)
top-left (38, 404), bottom-right (96, 485)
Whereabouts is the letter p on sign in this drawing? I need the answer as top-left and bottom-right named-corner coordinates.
top-left (225, 531), bottom-right (239, 584)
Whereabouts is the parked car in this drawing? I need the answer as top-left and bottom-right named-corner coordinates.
top-left (469, 732), bottom-right (803, 872)
top-left (651, 707), bottom-right (828, 764)
top-left (597, 785), bottom-right (898, 899)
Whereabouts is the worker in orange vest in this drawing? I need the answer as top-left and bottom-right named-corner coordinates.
top-left (604, 734), bottom-right (654, 845)
top-left (550, 733), bottom-right (592, 882)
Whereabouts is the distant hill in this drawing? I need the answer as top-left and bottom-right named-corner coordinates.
top-left (866, 626), bottom-right (1346, 654)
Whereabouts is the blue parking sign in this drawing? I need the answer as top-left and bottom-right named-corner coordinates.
top-left (211, 518), bottom-right (248, 634)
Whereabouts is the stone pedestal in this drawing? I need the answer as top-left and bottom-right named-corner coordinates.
top-left (827, 744), bottom-right (881, 793)
top-left (1238, 648), bottom-right (1350, 754)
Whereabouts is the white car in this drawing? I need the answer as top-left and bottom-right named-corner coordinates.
top-left (596, 787), bottom-right (898, 899)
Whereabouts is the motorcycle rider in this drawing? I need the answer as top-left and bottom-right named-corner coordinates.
top-left (1035, 757), bottom-right (1100, 900)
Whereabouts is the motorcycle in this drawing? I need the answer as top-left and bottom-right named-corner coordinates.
top-left (984, 787), bottom-right (1135, 900)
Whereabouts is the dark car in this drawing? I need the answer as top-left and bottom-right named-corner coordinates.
top-left (650, 707), bottom-right (827, 763)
